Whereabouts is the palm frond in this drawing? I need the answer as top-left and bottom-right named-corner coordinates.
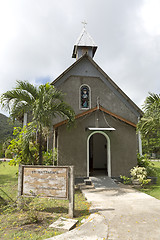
top-left (16, 80), bottom-right (39, 99)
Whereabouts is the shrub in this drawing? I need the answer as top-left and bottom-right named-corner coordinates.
top-left (137, 153), bottom-right (157, 177)
top-left (42, 150), bottom-right (53, 165)
top-left (5, 149), bottom-right (12, 159)
top-left (130, 166), bottom-right (151, 187)
top-left (120, 175), bottom-right (131, 185)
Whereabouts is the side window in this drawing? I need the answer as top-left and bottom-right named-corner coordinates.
top-left (80, 85), bottom-right (90, 109)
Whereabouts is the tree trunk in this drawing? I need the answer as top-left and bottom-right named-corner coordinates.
top-left (39, 126), bottom-right (43, 165)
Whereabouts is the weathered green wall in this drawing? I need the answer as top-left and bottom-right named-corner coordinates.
top-left (57, 111), bottom-right (137, 178)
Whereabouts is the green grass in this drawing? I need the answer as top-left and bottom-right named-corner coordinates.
top-left (0, 162), bottom-right (18, 202)
top-left (0, 162), bottom-right (90, 240)
top-left (139, 161), bottom-right (160, 200)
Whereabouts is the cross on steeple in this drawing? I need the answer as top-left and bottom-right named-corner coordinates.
top-left (72, 21), bottom-right (97, 59)
top-left (81, 20), bottom-right (87, 28)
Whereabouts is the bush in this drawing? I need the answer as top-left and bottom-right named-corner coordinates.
top-left (5, 149), bottom-right (12, 159)
top-left (7, 126), bottom-right (39, 166)
top-left (42, 150), bottom-right (53, 165)
top-left (0, 150), bottom-right (4, 158)
top-left (137, 153), bottom-right (156, 177)
top-left (43, 148), bottom-right (57, 166)
top-left (120, 175), bottom-right (131, 184)
top-left (0, 143), bottom-right (4, 158)
top-left (130, 166), bottom-right (151, 187)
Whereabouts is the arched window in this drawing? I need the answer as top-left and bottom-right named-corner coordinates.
top-left (80, 85), bottom-right (90, 109)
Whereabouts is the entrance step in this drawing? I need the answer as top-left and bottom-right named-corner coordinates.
top-left (90, 176), bottom-right (119, 189)
top-left (84, 178), bottom-right (92, 185)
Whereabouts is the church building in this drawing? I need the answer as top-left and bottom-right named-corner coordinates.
top-left (51, 26), bottom-right (143, 180)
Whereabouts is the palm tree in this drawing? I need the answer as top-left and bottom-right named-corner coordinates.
top-left (137, 93), bottom-right (160, 155)
top-left (138, 93), bottom-right (160, 135)
top-left (1, 80), bottom-right (75, 164)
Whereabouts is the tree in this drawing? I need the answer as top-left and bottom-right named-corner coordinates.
top-left (7, 125), bottom-right (39, 165)
top-left (137, 93), bottom-right (160, 156)
top-left (1, 81), bottom-right (75, 164)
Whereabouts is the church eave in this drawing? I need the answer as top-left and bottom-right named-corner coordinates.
top-left (53, 105), bottom-right (137, 129)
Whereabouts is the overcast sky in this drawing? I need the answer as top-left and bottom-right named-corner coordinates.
top-left (0, 0), bottom-right (160, 116)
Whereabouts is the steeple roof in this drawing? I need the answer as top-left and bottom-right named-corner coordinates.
top-left (72, 27), bottom-right (98, 58)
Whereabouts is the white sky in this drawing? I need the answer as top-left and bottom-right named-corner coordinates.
top-left (0, 0), bottom-right (160, 116)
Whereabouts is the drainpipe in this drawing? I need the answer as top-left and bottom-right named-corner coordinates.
top-left (138, 117), bottom-right (143, 156)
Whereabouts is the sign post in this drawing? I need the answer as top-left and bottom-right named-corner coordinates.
top-left (68, 166), bottom-right (74, 218)
top-left (18, 165), bottom-right (74, 217)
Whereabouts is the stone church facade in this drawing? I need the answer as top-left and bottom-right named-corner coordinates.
top-left (51, 27), bottom-right (143, 179)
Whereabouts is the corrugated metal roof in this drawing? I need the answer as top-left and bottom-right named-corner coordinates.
top-left (72, 27), bottom-right (98, 58)
top-left (75, 27), bottom-right (97, 47)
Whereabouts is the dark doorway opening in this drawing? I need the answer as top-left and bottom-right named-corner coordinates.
top-left (89, 133), bottom-right (108, 176)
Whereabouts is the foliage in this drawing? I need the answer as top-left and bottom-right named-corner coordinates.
top-left (8, 125), bottom-right (39, 166)
top-left (120, 175), bottom-right (131, 184)
top-left (137, 93), bottom-right (160, 156)
top-left (130, 166), bottom-right (147, 179)
top-left (1, 81), bottom-right (75, 164)
top-left (137, 153), bottom-right (157, 177)
top-left (0, 113), bottom-right (20, 144)
top-left (42, 148), bottom-right (57, 166)
top-left (130, 166), bottom-right (151, 187)
top-left (42, 150), bottom-right (54, 165)
top-left (120, 154), bottom-right (156, 187)
top-left (141, 130), bottom-right (160, 157)
top-left (0, 143), bottom-right (4, 158)
top-left (5, 149), bottom-right (12, 159)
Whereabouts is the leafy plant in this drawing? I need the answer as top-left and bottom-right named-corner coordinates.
top-left (42, 150), bottom-right (54, 165)
top-left (120, 175), bottom-right (131, 184)
top-left (8, 125), bottom-right (39, 166)
top-left (137, 153), bottom-right (157, 177)
top-left (130, 166), bottom-right (151, 187)
top-left (137, 93), bottom-right (160, 156)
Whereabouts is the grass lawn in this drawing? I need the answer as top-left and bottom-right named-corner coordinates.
top-left (139, 161), bottom-right (160, 200)
top-left (0, 162), bottom-right (90, 240)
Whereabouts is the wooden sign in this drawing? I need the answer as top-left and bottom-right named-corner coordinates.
top-left (19, 166), bottom-right (69, 199)
top-left (18, 165), bottom-right (75, 217)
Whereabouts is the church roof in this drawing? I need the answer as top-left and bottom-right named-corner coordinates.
top-left (75, 27), bottom-right (97, 47)
top-left (51, 54), bottom-right (143, 118)
top-left (53, 105), bottom-right (137, 129)
top-left (72, 27), bottom-right (98, 58)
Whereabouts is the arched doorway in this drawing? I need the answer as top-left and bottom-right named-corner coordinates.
top-left (87, 131), bottom-right (111, 177)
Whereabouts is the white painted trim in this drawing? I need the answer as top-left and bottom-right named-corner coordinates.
top-left (79, 84), bottom-right (91, 110)
top-left (87, 131), bottom-right (111, 177)
top-left (88, 127), bottom-right (115, 131)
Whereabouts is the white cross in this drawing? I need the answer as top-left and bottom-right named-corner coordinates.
top-left (81, 20), bottom-right (87, 28)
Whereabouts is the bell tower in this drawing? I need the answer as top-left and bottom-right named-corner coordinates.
top-left (72, 21), bottom-right (97, 60)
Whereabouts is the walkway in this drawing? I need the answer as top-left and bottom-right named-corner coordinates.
top-left (46, 176), bottom-right (160, 240)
